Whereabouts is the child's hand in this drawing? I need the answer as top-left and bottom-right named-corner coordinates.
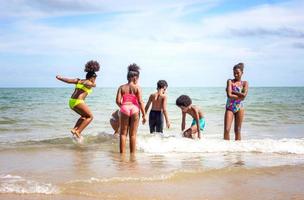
top-left (142, 115), bottom-right (146, 124)
top-left (166, 121), bottom-right (171, 129)
top-left (56, 75), bottom-right (62, 80)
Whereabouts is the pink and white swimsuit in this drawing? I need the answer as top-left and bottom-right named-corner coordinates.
top-left (120, 94), bottom-right (140, 116)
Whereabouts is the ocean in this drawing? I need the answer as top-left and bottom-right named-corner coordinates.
top-left (0, 87), bottom-right (304, 199)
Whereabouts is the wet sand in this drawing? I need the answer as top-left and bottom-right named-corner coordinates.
top-left (1, 165), bottom-right (303, 200)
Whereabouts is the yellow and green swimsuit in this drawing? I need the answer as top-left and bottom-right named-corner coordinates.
top-left (69, 83), bottom-right (92, 109)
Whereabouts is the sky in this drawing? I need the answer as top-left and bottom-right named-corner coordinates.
top-left (0, 0), bottom-right (303, 87)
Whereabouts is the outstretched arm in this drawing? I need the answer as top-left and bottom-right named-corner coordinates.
top-left (145, 95), bottom-right (152, 113)
top-left (181, 111), bottom-right (186, 131)
top-left (137, 87), bottom-right (146, 124)
top-left (194, 108), bottom-right (201, 139)
top-left (162, 95), bottom-right (170, 128)
top-left (56, 75), bottom-right (79, 84)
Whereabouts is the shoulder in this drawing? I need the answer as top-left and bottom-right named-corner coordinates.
top-left (226, 79), bottom-right (233, 85)
top-left (117, 84), bottom-right (125, 92)
top-left (192, 105), bottom-right (201, 112)
top-left (135, 85), bottom-right (142, 93)
top-left (160, 94), bottom-right (167, 100)
top-left (78, 79), bottom-right (85, 84)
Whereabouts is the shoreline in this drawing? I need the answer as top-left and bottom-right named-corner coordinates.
top-left (1, 165), bottom-right (303, 200)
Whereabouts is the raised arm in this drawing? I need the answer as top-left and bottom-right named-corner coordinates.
top-left (136, 87), bottom-right (146, 124)
top-left (56, 75), bottom-right (79, 84)
top-left (162, 95), bottom-right (170, 128)
top-left (226, 79), bottom-right (240, 100)
top-left (116, 86), bottom-right (122, 108)
top-left (145, 94), bottom-right (152, 113)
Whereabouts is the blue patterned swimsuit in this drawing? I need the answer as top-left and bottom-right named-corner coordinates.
top-left (226, 81), bottom-right (244, 113)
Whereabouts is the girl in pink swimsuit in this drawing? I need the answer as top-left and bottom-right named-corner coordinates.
top-left (116, 64), bottom-right (146, 153)
top-left (224, 63), bottom-right (248, 140)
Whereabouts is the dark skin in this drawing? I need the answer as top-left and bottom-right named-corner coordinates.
top-left (224, 68), bottom-right (248, 140)
top-left (116, 76), bottom-right (146, 154)
top-left (110, 110), bottom-right (120, 136)
top-left (178, 105), bottom-right (204, 139)
top-left (145, 87), bottom-right (170, 129)
top-left (56, 75), bottom-right (96, 138)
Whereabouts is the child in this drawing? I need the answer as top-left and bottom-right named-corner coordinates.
top-left (224, 63), bottom-right (248, 140)
top-left (116, 63), bottom-right (146, 153)
top-left (56, 60), bottom-right (100, 139)
top-left (145, 80), bottom-right (170, 133)
top-left (176, 95), bottom-right (205, 139)
top-left (110, 109), bottom-right (120, 137)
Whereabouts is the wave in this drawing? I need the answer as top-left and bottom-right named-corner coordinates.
top-left (69, 172), bottom-right (179, 184)
top-left (2, 132), bottom-right (304, 155)
top-left (137, 134), bottom-right (304, 154)
top-left (0, 174), bottom-right (58, 194)
top-left (0, 132), bottom-right (116, 147)
top-left (67, 165), bottom-right (304, 185)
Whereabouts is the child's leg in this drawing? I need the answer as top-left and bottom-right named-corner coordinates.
top-left (73, 103), bottom-right (93, 136)
top-left (224, 110), bottom-right (234, 140)
top-left (155, 112), bottom-right (164, 133)
top-left (129, 113), bottom-right (139, 153)
top-left (120, 112), bottom-right (130, 153)
top-left (234, 109), bottom-right (244, 140)
top-left (149, 111), bottom-right (156, 133)
top-left (71, 117), bottom-right (85, 133)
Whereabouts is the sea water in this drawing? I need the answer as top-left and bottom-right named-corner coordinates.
top-left (0, 87), bottom-right (304, 198)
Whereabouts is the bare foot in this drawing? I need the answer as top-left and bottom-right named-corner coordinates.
top-left (74, 131), bottom-right (81, 138)
top-left (113, 132), bottom-right (119, 138)
top-left (71, 129), bottom-right (81, 138)
top-left (71, 129), bottom-right (77, 136)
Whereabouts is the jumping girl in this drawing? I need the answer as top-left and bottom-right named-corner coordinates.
top-left (56, 60), bottom-right (100, 139)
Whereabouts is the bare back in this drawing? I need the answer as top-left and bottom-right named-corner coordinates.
top-left (150, 92), bottom-right (166, 111)
top-left (120, 83), bottom-right (138, 96)
top-left (186, 105), bottom-right (204, 119)
top-left (116, 82), bottom-right (141, 107)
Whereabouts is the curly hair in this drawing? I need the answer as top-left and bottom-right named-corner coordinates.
top-left (233, 63), bottom-right (244, 72)
top-left (176, 95), bottom-right (192, 107)
top-left (127, 63), bottom-right (140, 80)
top-left (85, 60), bottom-right (100, 73)
top-left (84, 60), bottom-right (100, 79)
top-left (157, 80), bottom-right (168, 89)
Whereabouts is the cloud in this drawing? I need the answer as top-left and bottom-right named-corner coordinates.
top-left (0, 0), bottom-right (218, 18)
top-left (229, 27), bottom-right (304, 38)
top-left (0, 0), bottom-right (303, 86)
top-left (293, 42), bottom-right (304, 49)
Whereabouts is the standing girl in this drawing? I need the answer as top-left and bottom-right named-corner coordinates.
top-left (224, 63), bottom-right (248, 140)
top-left (116, 64), bottom-right (146, 153)
top-left (56, 60), bottom-right (100, 139)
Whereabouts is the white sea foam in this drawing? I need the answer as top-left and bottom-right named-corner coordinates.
top-left (69, 170), bottom-right (193, 184)
top-left (0, 174), bottom-right (59, 194)
top-left (137, 134), bottom-right (304, 154)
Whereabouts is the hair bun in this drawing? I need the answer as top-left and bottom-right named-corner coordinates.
top-left (233, 62), bottom-right (244, 72)
top-left (128, 63), bottom-right (140, 72)
top-left (85, 60), bottom-right (100, 73)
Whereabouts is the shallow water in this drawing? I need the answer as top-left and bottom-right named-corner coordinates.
top-left (0, 87), bottom-right (304, 198)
